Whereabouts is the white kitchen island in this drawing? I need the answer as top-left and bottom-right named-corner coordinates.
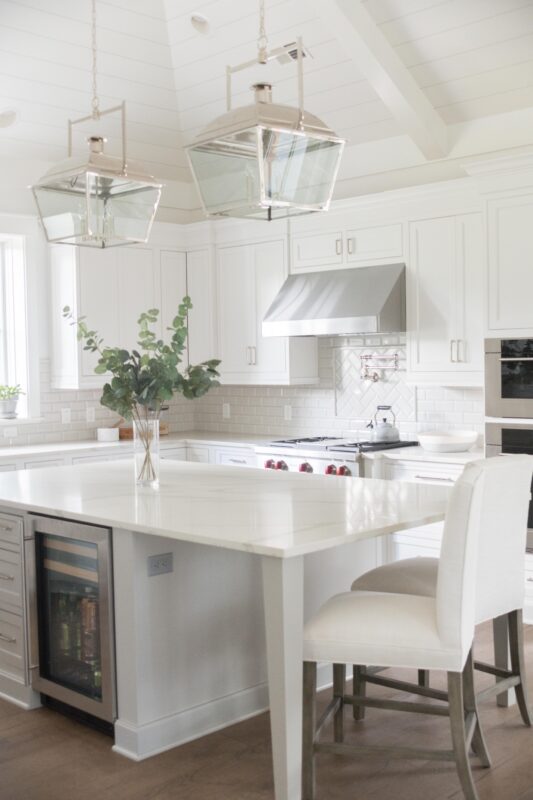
top-left (0, 460), bottom-right (449, 800)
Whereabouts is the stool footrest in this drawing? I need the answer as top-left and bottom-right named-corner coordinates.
top-left (315, 741), bottom-right (456, 763)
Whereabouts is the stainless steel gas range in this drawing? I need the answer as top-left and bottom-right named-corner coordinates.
top-left (255, 436), bottom-right (419, 478)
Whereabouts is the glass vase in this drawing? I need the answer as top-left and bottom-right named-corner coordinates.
top-left (133, 407), bottom-right (160, 488)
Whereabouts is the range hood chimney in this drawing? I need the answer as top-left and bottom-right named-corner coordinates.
top-left (262, 264), bottom-right (406, 337)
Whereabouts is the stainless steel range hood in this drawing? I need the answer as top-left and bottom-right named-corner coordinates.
top-left (262, 264), bottom-right (406, 337)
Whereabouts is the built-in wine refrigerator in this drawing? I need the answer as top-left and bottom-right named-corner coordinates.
top-left (25, 516), bottom-right (116, 724)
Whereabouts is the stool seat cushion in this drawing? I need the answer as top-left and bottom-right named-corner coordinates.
top-left (351, 557), bottom-right (438, 597)
top-left (304, 590), bottom-right (466, 672)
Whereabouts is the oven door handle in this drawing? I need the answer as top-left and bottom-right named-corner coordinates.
top-left (499, 357), bottom-right (533, 362)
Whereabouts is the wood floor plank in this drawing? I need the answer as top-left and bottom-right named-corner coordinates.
top-left (1, 621), bottom-right (533, 800)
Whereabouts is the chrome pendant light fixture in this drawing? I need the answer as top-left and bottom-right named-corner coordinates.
top-left (186, 0), bottom-right (345, 221)
top-left (31, 0), bottom-right (162, 248)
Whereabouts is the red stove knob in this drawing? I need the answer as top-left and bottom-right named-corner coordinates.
top-left (264, 459), bottom-right (276, 470)
top-left (299, 462), bottom-right (313, 473)
top-left (337, 465), bottom-right (352, 477)
top-left (275, 460), bottom-right (289, 471)
top-left (325, 464), bottom-right (337, 475)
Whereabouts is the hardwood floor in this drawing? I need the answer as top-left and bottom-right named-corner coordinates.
top-left (1, 622), bottom-right (533, 800)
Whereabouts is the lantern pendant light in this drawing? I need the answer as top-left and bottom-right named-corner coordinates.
top-left (31, 0), bottom-right (162, 248)
top-left (186, 0), bottom-right (345, 221)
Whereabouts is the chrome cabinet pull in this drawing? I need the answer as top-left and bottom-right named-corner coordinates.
top-left (500, 357), bottom-right (533, 362)
top-left (527, 578), bottom-right (533, 583)
top-left (229, 458), bottom-right (247, 464)
top-left (251, 346), bottom-right (257, 365)
top-left (450, 340), bottom-right (456, 362)
top-left (335, 238), bottom-right (343, 256)
top-left (0, 524), bottom-right (13, 532)
top-left (347, 237), bottom-right (355, 255)
top-left (0, 572), bottom-right (15, 582)
top-left (246, 346), bottom-right (251, 365)
top-left (457, 339), bottom-right (466, 363)
top-left (414, 474), bottom-right (455, 483)
top-left (0, 632), bottom-right (16, 644)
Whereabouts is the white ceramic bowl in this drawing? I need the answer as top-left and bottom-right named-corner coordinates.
top-left (96, 427), bottom-right (120, 443)
top-left (418, 430), bottom-right (478, 453)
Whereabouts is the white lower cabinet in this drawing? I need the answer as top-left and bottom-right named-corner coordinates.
top-left (0, 512), bottom-right (27, 688)
top-left (215, 447), bottom-right (257, 468)
top-left (384, 459), bottom-right (464, 562)
top-left (186, 445), bottom-right (210, 463)
top-left (217, 239), bottom-right (318, 385)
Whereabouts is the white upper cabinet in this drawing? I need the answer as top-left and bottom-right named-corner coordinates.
top-left (407, 213), bottom-right (484, 385)
top-left (486, 192), bottom-right (533, 336)
top-left (217, 239), bottom-right (318, 386)
top-left (290, 221), bottom-right (404, 273)
top-left (50, 239), bottom-right (217, 389)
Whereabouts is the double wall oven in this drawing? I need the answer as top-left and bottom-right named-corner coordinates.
top-left (485, 338), bottom-right (533, 548)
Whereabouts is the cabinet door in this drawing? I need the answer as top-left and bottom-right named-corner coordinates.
top-left (454, 213), bottom-right (484, 371)
top-left (117, 248), bottom-right (156, 352)
top-left (159, 249), bottom-right (188, 362)
top-left (79, 248), bottom-right (119, 379)
top-left (345, 223), bottom-right (403, 264)
top-left (487, 193), bottom-right (533, 334)
top-left (217, 245), bottom-right (255, 380)
top-left (291, 230), bottom-right (344, 271)
top-left (253, 240), bottom-right (289, 379)
top-left (408, 217), bottom-right (457, 373)
top-left (186, 249), bottom-right (217, 365)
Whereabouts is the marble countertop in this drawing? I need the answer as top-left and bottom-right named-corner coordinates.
top-left (0, 461), bottom-right (450, 558)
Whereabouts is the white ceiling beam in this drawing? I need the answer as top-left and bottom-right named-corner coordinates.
top-left (318, 0), bottom-right (448, 160)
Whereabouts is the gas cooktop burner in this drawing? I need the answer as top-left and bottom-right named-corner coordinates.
top-left (330, 440), bottom-right (419, 453)
top-left (271, 437), bottom-right (341, 447)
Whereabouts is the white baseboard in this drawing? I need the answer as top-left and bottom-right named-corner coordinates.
top-left (0, 673), bottom-right (41, 710)
top-left (113, 664), bottom-right (333, 761)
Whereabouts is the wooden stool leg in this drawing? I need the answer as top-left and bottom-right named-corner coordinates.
top-left (333, 664), bottom-right (345, 743)
top-left (508, 609), bottom-right (532, 727)
top-left (352, 665), bottom-right (366, 721)
top-left (448, 670), bottom-right (479, 800)
top-left (302, 661), bottom-right (317, 800)
top-left (462, 650), bottom-right (491, 768)
top-left (418, 669), bottom-right (430, 688)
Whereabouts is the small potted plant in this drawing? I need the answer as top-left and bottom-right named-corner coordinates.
top-left (0, 385), bottom-right (24, 419)
top-left (64, 297), bottom-right (220, 487)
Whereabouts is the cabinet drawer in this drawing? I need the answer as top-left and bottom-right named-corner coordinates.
top-left (0, 608), bottom-right (24, 678)
top-left (385, 461), bottom-right (462, 485)
top-left (215, 448), bottom-right (257, 468)
top-left (186, 445), bottom-right (211, 463)
top-left (0, 547), bottom-right (23, 611)
top-left (0, 512), bottom-right (23, 551)
top-left (160, 447), bottom-right (187, 462)
top-left (24, 458), bottom-right (65, 470)
top-left (346, 223), bottom-right (403, 264)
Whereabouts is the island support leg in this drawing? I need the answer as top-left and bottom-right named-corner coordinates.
top-left (262, 555), bottom-right (304, 800)
top-left (493, 614), bottom-right (516, 707)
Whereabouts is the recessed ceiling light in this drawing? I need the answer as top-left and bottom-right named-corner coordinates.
top-left (191, 13), bottom-right (209, 34)
top-left (0, 109), bottom-right (17, 128)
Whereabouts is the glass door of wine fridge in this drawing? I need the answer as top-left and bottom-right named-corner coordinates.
top-left (26, 516), bottom-right (116, 723)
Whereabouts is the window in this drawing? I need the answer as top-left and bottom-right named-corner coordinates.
top-left (0, 234), bottom-right (30, 418)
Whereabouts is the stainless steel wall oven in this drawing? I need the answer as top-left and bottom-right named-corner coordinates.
top-left (486, 421), bottom-right (533, 548)
top-left (485, 338), bottom-right (533, 418)
top-left (25, 516), bottom-right (116, 724)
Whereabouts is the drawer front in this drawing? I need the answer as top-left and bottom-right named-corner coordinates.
top-left (160, 447), bottom-right (187, 462)
top-left (0, 547), bottom-right (23, 611)
top-left (215, 448), bottom-right (257, 468)
top-left (0, 512), bottom-right (23, 551)
top-left (0, 608), bottom-right (24, 679)
top-left (385, 462), bottom-right (462, 485)
top-left (24, 458), bottom-right (65, 470)
top-left (186, 446), bottom-right (211, 463)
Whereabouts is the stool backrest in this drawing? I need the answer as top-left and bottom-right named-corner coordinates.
top-left (436, 455), bottom-right (532, 661)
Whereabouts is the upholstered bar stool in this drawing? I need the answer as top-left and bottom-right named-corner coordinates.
top-left (302, 457), bottom-right (531, 800)
top-left (350, 455), bottom-right (533, 722)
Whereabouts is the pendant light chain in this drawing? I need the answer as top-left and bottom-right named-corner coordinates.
top-left (257, 0), bottom-right (268, 64)
top-left (91, 0), bottom-right (100, 119)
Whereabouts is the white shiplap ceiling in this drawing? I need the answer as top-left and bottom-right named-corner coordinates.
top-left (1, 0), bottom-right (533, 208)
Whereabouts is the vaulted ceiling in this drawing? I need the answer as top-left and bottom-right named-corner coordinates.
top-left (1, 0), bottom-right (533, 218)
